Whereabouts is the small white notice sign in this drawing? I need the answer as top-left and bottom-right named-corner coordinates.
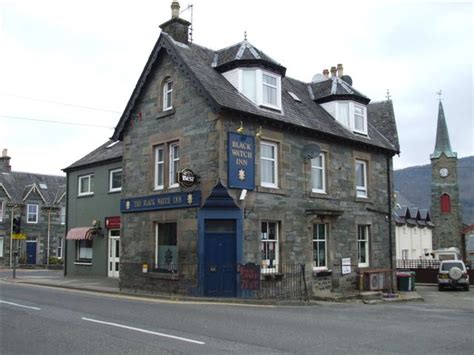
top-left (342, 258), bottom-right (351, 275)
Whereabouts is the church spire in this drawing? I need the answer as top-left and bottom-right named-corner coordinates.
top-left (431, 101), bottom-right (457, 159)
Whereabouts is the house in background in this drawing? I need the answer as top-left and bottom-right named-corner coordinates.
top-left (394, 205), bottom-right (434, 260)
top-left (109, 2), bottom-right (400, 297)
top-left (0, 149), bottom-right (66, 266)
top-left (463, 225), bottom-right (474, 263)
top-left (63, 140), bottom-right (122, 277)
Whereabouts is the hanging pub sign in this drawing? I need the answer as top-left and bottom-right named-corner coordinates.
top-left (178, 168), bottom-right (198, 188)
top-left (228, 132), bottom-right (255, 190)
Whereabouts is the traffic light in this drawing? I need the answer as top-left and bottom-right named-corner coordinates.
top-left (12, 216), bottom-right (21, 234)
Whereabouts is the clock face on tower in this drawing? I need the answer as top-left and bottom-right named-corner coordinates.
top-left (439, 168), bottom-right (449, 177)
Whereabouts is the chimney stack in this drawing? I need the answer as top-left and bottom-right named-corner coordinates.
top-left (0, 149), bottom-right (11, 173)
top-left (330, 66), bottom-right (337, 78)
top-left (337, 63), bottom-right (343, 77)
top-left (159, 1), bottom-right (191, 44)
top-left (323, 69), bottom-right (329, 79)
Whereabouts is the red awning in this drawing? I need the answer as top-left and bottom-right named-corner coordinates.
top-left (66, 227), bottom-right (94, 240)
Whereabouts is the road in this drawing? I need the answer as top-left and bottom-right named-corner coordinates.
top-left (1, 282), bottom-right (473, 354)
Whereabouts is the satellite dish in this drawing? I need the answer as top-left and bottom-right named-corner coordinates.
top-left (302, 144), bottom-right (321, 159)
top-left (311, 73), bottom-right (326, 83)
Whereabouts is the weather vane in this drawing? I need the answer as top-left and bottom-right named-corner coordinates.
top-left (385, 89), bottom-right (391, 100)
top-left (436, 90), bottom-right (443, 101)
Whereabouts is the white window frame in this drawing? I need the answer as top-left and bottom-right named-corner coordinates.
top-left (27, 204), bottom-right (38, 224)
top-left (163, 79), bottom-right (173, 111)
top-left (313, 223), bottom-right (328, 270)
top-left (154, 145), bottom-right (165, 190)
top-left (260, 141), bottom-right (278, 189)
top-left (76, 239), bottom-right (93, 263)
top-left (60, 207), bottom-right (66, 225)
top-left (0, 199), bottom-right (4, 222)
top-left (357, 225), bottom-right (370, 267)
top-left (169, 142), bottom-right (179, 188)
top-left (355, 160), bottom-right (368, 198)
top-left (236, 68), bottom-right (282, 110)
top-left (336, 101), bottom-right (368, 135)
top-left (261, 221), bottom-right (279, 273)
top-left (109, 168), bottom-right (122, 193)
top-left (0, 236), bottom-right (4, 257)
top-left (78, 174), bottom-right (94, 196)
top-left (401, 249), bottom-right (409, 260)
top-left (311, 152), bottom-right (326, 193)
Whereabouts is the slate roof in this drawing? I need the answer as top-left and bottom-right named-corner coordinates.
top-left (394, 205), bottom-right (434, 228)
top-left (367, 100), bottom-right (400, 152)
top-left (112, 33), bottom-right (399, 154)
top-left (0, 171), bottom-right (65, 206)
top-left (64, 140), bottom-right (123, 172)
top-left (311, 77), bottom-right (370, 104)
top-left (431, 101), bottom-right (456, 159)
top-left (213, 40), bottom-right (286, 75)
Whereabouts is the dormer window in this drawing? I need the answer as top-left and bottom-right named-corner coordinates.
top-left (163, 79), bottom-right (173, 111)
top-left (334, 101), bottom-right (367, 135)
top-left (223, 68), bottom-right (282, 110)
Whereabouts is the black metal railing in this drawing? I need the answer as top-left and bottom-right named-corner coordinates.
top-left (119, 262), bottom-right (308, 301)
top-left (397, 259), bottom-right (440, 269)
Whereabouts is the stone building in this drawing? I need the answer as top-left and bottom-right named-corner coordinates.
top-left (111, 2), bottom-right (400, 297)
top-left (0, 149), bottom-right (66, 266)
top-left (63, 140), bottom-right (122, 278)
top-left (430, 101), bottom-right (463, 254)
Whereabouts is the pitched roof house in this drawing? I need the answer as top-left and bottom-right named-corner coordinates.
top-left (0, 150), bottom-right (66, 266)
top-left (74, 2), bottom-right (400, 297)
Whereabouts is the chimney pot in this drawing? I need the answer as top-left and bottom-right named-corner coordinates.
top-left (330, 66), bottom-right (337, 77)
top-left (2, 149), bottom-right (7, 157)
top-left (171, 1), bottom-right (180, 18)
top-left (337, 63), bottom-right (343, 77)
top-left (0, 149), bottom-right (11, 173)
top-left (323, 69), bottom-right (329, 78)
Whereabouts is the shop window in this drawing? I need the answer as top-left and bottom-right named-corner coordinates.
top-left (154, 223), bottom-right (177, 272)
top-left (261, 221), bottom-right (279, 273)
top-left (76, 240), bottom-right (93, 263)
top-left (313, 223), bottom-right (327, 270)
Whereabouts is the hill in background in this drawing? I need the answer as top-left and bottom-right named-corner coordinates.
top-left (394, 156), bottom-right (474, 225)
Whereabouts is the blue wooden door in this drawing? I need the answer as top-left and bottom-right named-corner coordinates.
top-left (204, 220), bottom-right (236, 297)
top-left (26, 241), bottom-right (37, 264)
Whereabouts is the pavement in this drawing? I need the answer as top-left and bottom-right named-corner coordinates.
top-left (0, 268), bottom-right (424, 305)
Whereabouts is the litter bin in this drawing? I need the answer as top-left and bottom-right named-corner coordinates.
top-left (397, 271), bottom-right (413, 291)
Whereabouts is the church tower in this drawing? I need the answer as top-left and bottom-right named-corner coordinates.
top-left (430, 101), bottom-right (462, 254)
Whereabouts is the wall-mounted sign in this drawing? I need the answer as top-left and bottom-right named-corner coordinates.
top-left (12, 233), bottom-right (27, 240)
top-left (178, 169), bottom-right (198, 188)
top-left (228, 132), bottom-right (255, 190)
top-left (239, 263), bottom-right (260, 290)
top-left (121, 191), bottom-right (201, 213)
top-left (342, 258), bottom-right (351, 275)
top-left (105, 216), bottom-right (121, 229)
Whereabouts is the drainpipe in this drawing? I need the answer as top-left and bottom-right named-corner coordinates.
top-left (386, 156), bottom-right (394, 292)
top-left (9, 205), bottom-right (14, 268)
top-left (47, 208), bottom-right (51, 268)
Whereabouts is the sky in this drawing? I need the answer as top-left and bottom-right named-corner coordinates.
top-left (0, 0), bottom-right (472, 176)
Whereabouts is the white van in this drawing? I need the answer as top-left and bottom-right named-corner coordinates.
top-left (429, 247), bottom-right (462, 261)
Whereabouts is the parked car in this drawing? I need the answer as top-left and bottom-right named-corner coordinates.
top-left (438, 260), bottom-right (470, 291)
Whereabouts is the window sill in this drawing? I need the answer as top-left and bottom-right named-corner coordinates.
top-left (258, 104), bottom-right (281, 113)
top-left (257, 186), bottom-right (286, 195)
top-left (108, 189), bottom-right (121, 194)
top-left (313, 269), bottom-right (332, 277)
top-left (355, 196), bottom-right (371, 203)
top-left (156, 108), bottom-right (175, 120)
top-left (310, 191), bottom-right (331, 199)
top-left (147, 271), bottom-right (179, 280)
top-left (78, 193), bottom-right (94, 198)
top-left (74, 262), bottom-right (92, 266)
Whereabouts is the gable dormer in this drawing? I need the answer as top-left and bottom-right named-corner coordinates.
top-left (312, 65), bottom-right (370, 135)
top-left (214, 40), bottom-right (286, 111)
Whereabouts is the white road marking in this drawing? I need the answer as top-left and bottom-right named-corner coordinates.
top-left (82, 317), bottom-right (205, 345)
top-left (0, 300), bottom-right (41, 310)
